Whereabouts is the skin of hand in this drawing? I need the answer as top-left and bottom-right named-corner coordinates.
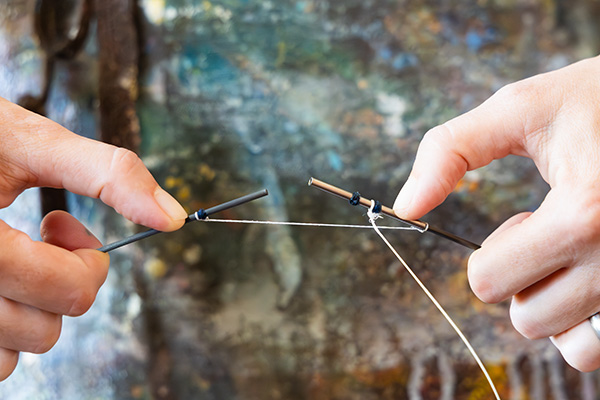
top-left (0, 96), bottom-right (188, 380)
top-left (392, 55), bottom-right (600, 372)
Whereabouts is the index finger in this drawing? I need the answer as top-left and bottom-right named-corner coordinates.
top-left (392, 74), bottom-right (559, 220)
top-left (0, 97), bottom-right (187, 232)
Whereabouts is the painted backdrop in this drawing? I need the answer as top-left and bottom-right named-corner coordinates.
top-left (1, 0), bottom-right (599, 399)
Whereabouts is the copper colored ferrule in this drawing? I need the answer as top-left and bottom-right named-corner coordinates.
top-left (308, 177), bottom-right (480, 250)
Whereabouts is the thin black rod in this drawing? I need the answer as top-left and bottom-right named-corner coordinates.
top-left (425, 225), bottom-right (481, 250)
top-left (98, 189), bottom-right (269, 252)
top-left (308, 177), bottom-right (480, 250)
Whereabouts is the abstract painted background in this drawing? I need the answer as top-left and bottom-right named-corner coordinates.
top-left (0, 0), bottom-right (599, 399)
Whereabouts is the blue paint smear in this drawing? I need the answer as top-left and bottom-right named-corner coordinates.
top-left (378, 46), bottom-right (393, 61)
top-left (465, 27), bottom-right (498, 53)
top-left (177, 42), bottom-right (238, 90)
top-left (391, 53), bottom-right (418, 70)
top-left (465, 30), bottom-right (484, 52)
top-left (327, 150), bottom-right (343, 172)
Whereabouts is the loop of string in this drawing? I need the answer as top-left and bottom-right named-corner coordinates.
top-left (366, 200), bottom-right (501, 400)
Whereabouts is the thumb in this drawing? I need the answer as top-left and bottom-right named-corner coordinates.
top-left (1, 98), bottom-right (187, 231)
top-left (392, 79), bottom-right (553, 220)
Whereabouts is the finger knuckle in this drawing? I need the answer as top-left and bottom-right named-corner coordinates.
top-left (569, 359), bottom-right (600, 373)
top-left (109, 147), bottom-right (143, 178)
top-left (509, 300), bottom-right (544, 340)
top-left (0, 350), bottom-right (18, 382)
top-left (468, 275), bottom-right (497, 304)
top-left (467, 260), bottom-right (502, 304)
top-left (98, 147), bottom-right (145, 203)
top-left (76, 249), bottom-right (111, 289)
top-left (557, 341), bottom-right (600, 372)
top-left (568, 191), bottom-right (600, 246)
top-left (8, 228), bottom-right (34, 249)
top-left (421, 124), bottom-right (452, 149)
top-left (420, 123), bottom-right (472, 179)
top-left (66, 287), bottom-right (97, 317)
top-left (494, 79), bottom-right (538, 105)
top-left (31, 314), bottom-right (62, 354)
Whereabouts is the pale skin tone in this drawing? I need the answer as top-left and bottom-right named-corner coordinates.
top-left (393, 55), bottom-right (600, 372)
top-left (0, 96), bottom-right (188, 380)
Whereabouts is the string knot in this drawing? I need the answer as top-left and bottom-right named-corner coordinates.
top-left (194, 209), bottom-right (209, 220)
top-left (372, 200), bottom-right (382, 214)
top-left (367, 200), bottom-right (383, 223)
top-left (349, 191), bottom-right (361, 206)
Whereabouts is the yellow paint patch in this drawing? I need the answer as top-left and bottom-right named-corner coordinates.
top-left (165, 176), bottom-right (184, 189)
top-left (144, 257), bottom-right (168, 279)
top-left (198, 163), bottom-right (216, 181)
top-left (176, 185), bottom-right (191, 202)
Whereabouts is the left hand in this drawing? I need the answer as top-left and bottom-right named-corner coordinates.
top-left (0, 96), bottom-right (188, 379)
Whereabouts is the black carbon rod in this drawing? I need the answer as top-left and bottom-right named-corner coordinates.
top-left (98, 189), bottom-right (269, 252)
top-left (308, 177), bottom-right (480, 250)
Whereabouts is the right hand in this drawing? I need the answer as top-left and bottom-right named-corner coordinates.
top-left (393, 55), bottom-right (600, 371)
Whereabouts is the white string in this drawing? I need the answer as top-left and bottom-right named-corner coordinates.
top-left (200, 212), bottom-right (500, 398)
top-left (366, 202), bottom-right (501, 400)
top-left (200, 218), bottom-right (419, 231)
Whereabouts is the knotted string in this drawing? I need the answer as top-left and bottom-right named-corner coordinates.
top-left (194, 208), bottom-right (209, 220)
top-left (366, 201), bottom-right (501, 400)
top-left (349, 191), bottom-right (361, 206)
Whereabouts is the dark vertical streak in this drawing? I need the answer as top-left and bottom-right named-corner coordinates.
top-left (95, 0), bottom-right (141, 152)
top-left (95, 1), bottom-right (174, 397)
top-left (20, 0), bottom-right (94, 216)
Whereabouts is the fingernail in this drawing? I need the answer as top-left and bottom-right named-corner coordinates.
top-left (393, 177), bottom-right (418, 215)
top-left (154, 188), bottom-right (188, 221)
